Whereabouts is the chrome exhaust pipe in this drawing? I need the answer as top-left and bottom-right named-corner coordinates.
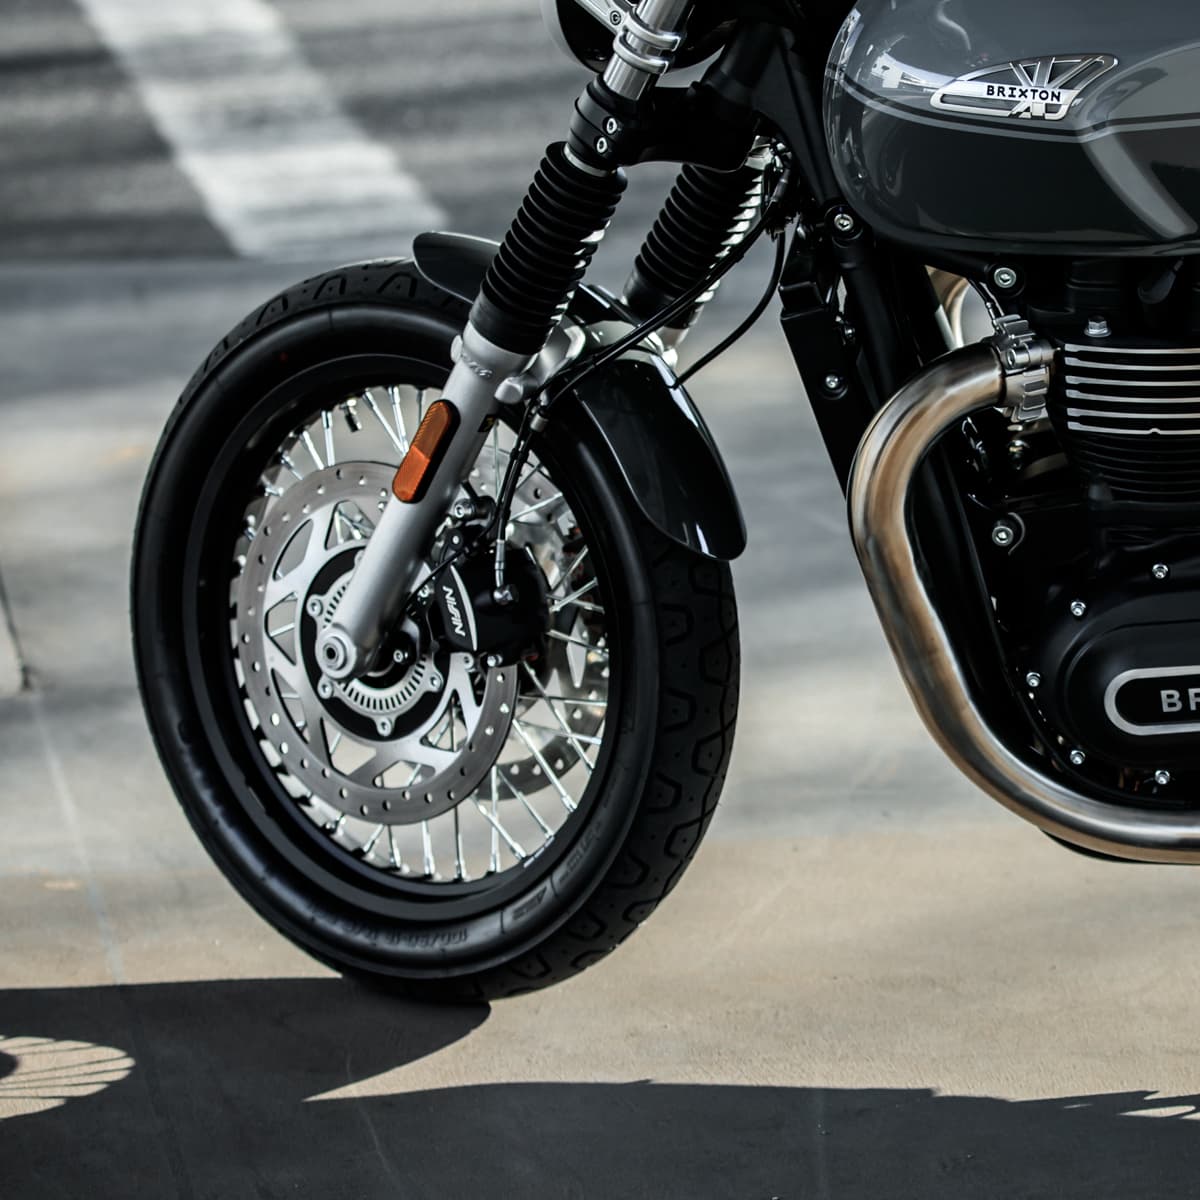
top-left (848, 342), bottom-right (1200, 863)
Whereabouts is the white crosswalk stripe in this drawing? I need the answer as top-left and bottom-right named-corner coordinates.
top-left (74, 0), bottom-right (448, 260)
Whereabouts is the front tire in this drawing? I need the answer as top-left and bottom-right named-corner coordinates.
top-left (133, 259), bottom-right (739, 1000)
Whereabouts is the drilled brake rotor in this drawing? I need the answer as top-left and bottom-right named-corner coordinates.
top-left (235, 462), bottom-right (518, 824)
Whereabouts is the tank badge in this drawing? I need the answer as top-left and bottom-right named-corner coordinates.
top-left (931, 55), bottom-right (1117, 122)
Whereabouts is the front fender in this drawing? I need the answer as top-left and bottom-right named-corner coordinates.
top-left (413, 232), bottom-right (746, 561)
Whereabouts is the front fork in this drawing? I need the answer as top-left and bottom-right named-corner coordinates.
top-left (317, 0), bottom-right (696, 682)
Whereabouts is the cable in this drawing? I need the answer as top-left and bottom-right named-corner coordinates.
top-left (677, 228), bottom-right (788, 385)
top-left (546, 209), bottom-right (774, 406)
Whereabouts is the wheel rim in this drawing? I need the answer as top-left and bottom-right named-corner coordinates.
top-left (225, 379), bottom-right (612, 896)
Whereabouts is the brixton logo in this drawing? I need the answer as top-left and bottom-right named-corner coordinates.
top-left (931, 54), bottom-right (1117, 122)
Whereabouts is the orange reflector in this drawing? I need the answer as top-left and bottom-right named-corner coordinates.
top-left (393, 400), bottom-right (459, 502)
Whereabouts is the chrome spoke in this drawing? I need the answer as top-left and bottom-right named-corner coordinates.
top-left (474, 795), bottom-right (526, 860)
top-left (550, 545), bottom-right (589, 593)
top-left (550, 578), bottom-right (603, 614)
top-left (300, 429), bottom-right (325, 471)
top-left (363, 389), bottom-right (405, 455)
top-left (509, 492), bottom-right (564, 522)
top-left (512, 719), bottom-right (577, 812)
top-left (521, 663), bottom-right (597, 772)
top-left (322, 409), bottom-right (336, 467)
top-left (387, 386), bottom-right (411, 453)
top-left (547, 629), bottom-right (609, 658)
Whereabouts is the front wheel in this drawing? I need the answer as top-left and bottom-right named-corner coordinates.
top-left (133, 259), bottom-right (739, 1000)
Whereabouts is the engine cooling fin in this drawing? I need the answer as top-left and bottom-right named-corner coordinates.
top-left (1051, 341), bottom-right (1200, 502)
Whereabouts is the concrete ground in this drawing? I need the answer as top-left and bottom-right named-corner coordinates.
top-left (5, 2), bottom-right (1200, 1198)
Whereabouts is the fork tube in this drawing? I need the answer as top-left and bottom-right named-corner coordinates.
top-left (317, 0), bottom-right (698, 681)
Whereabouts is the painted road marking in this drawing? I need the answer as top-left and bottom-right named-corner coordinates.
top-left (75, 0), bottom-right (447, 260)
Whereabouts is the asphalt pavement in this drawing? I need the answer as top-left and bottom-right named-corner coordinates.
top-left (5, 2), bottom-right (1200, 1198)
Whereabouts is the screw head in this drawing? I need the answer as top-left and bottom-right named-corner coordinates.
top-left (608, 8), bottom-right (622, 22)
top-left (1152, 562), bottom-right (1170, 581)
top-left (318, 678), bottom-right (334, 699)
top-left (595, 136), bottom-right (610, 155)
top-left (1025, 672), bottom-right (1042, 689)
top-left (375, 717), bottom-right (393, 737)
top-left (427, 670), bottom-right (444, 692)
top-left (392, 648), bottom-right (408, 665)
top-left (992, 266), bottom-right (1019, 290)
top-left (823, 374), bottom-right (845, 393)
top-left (1085, 315), bottom-right (1111, 339)
top-left (1070, 599), bottom-right (1087, 618)
top-left (486, 654), bottom-right (502, 669)
top-left (991, 522), bottom-right (1015, 547)
top-left (604, 117), bottom-right (620, 135)
top-left (306, 596), bottom-right (323, 617)
top-left (1155, 769), bottom-right (1172, 786)
top-left (832, 211), bottom-right (856, 235)
top-left (1069, 749), bottom-right (1086, 766)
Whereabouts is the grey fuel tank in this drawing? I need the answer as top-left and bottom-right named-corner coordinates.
top-left (824, 0), bottom-right (1200, 257)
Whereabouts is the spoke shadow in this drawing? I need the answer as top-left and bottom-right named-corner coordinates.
top-left (2, 978), bottom-right (1199, 1198)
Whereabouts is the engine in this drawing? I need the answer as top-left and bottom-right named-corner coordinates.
top-left (967, 257), bottom-right (1200, 794)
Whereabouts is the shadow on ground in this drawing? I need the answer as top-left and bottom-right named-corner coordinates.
top-left (0, 978), bottom-right (1197, 1198)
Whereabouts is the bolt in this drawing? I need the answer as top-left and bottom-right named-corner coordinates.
top-left (1155, 769), bottom-right (1172, 786)
top-left (427, 670), bottom-right (444, 692)
top-left (306, 597), bottom-right (323, 617)
top-left (1152, 562), bottom-right (1170, 581)
top-left (991, 522), bottom-right (1015, 547)
top-left (392, 648), bottom-right (408, 665)
top-left (318, 678), bottom-right (334, 699)
top-left (992, 266), bottom-right (1019, 290)
top-left (376, 717), bottom-right (393, 737)
top-left (1008, 438), bottom-right (1029, 466)
top-left (604, 117), bottom-right (620, 135)
top-left (1070, 599), bottom-right (1087, 619)
top-left (493, 584), bottom-right (516, 606)
top-left (595, 136), bottom-right (610, 155)
top-left (1085, 315), bottom-right (1111, 339)
top-left (451, 499), bottom-right (473, 520)
top-left (608, 8), bottom-right (622, 23)
top-left (832, 211), bottom-right (856, 235)
top-left (486, 654), bottom-right (502, 669)
top-left (418, 585), bottom-right (433, 602)
top-left (1069, 749), bottom-right (1086, 766)
top-left (1025, 672), bottom-right (1042, 689)
top-left (823, 374), bottom-right (845, 393)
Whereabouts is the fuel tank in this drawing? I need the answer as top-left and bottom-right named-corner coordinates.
top-left (824, 0), bottom-right (1200, 256)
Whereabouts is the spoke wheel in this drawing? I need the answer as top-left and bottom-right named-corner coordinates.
top-left (133, 259), bottom-right (738, 999)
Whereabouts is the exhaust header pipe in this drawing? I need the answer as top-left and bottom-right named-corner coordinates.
top-left (848, 341), bottom-right (1200, 863)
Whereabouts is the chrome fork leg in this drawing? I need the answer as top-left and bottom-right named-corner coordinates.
top-left (316, 326), bottom-right (529, 681)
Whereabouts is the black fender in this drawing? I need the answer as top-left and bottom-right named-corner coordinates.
top-left (413, 232), bottom-right (746, 561)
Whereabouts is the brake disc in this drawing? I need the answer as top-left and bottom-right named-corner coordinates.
top-left (235, 462), bottom-right (518, 824)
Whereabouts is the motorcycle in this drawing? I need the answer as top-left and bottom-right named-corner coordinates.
top-left (133, 0), bottom-right (1200, 999)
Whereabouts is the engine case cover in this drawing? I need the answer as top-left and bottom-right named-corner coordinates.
top-left (824, 0), bottom-right (1200, 256)
top-left (1037, 589), bottom-right (1200, 767)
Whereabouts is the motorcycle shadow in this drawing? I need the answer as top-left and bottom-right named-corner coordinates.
top-left (0, 977), bottom-right (1196, 1198)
